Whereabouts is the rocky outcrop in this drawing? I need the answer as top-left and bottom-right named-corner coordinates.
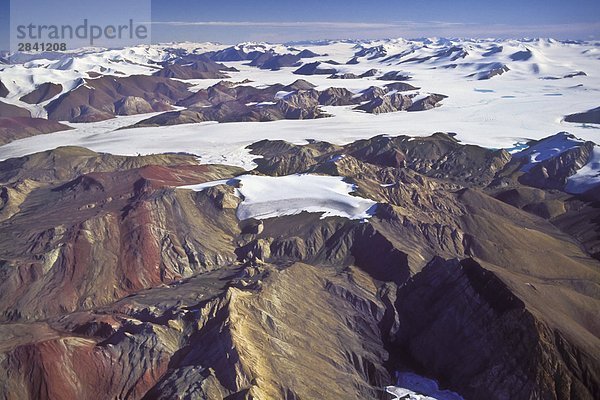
top-left (282, 79), bottom-right (316, 91)
top-left (114, 96), bottom-right (155, 115)
top-left (510, 49), bottom-right (533, 61)
top-left (130, 78), bottom-right (445, 127)
top-left (355, 45), bottom-right (388, 60)
top-left (564, 106), bottom-right (600, 124)
top-left (45, 75), bottom-right (191, 122)
top-left (495, 187), bottom-right (567, 219)
top-left (318, 87), bottom-right (356, 105)
top-left (385, 82), bottom-right (420, 92)
top-left (468, 63), bottom-right (510, 80)
top-left (391, 257), bottom-right (598, 400)
top-left (206, 47), bottom-right (318, 67)
top-left (154, 59), bottom-right (236, 79)
top-left (0, 117), bottom-right (72, 145)
top-left (407, 93), bottom-right (448, 111)
top-left (0, 133), bottom-right (598, 399)
top-left (209, 46), bottom-right (250, 62)
top-left (329, 69), bottom-right (379, 79)
top-left (0, 152), bottom-right (243, 321)
top-left (518, 140), bottom-right (595, 190)
top-left (0, 101), bottom-right (31, 118)
top-left (0, 80), bottom-right (8, 98)
top-left (250, 133), bottom-right (511, 187)
top-left (377, 71), bottom-right (411, 81)
top-left (356, 92), bottom-right (445, 114)
top-left (328, 72), bottom-right (360, 79)
top-left (19, 82), bottom-right (62, 104)
top-left (136, 90), bottom-right (327, 126)
top-left (0, 262), bottom-right (393, 400)
top-left (356, 93), bottom-right (413, 114)
top-left (248, 52), bottom-right (302, 70)
top-left (293, 62), bottom-right (337, 75)
top-left (552, 186), bottom-right (600, 260)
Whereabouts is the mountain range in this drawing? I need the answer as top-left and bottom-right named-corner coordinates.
top-left (0, 37), bottom-right (598, 400)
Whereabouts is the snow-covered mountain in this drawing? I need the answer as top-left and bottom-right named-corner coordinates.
top-left (1, 37), bottom-right (597, 193)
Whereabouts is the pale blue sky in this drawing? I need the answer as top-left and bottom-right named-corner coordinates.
top-left (2, 0), bottom-right (599, 50)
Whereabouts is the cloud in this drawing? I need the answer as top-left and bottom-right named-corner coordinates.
top-left (150, 20), bottom-right (421, 29)
top-left (148, 20), bottom-right (600, 41)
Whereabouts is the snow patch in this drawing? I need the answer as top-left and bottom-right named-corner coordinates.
top-left (182, 174), bottom-right (377, 221)
top-left (513, 132), bottom-right (586, 172)
top-left (385, 372), bottom-right (464, 400)
top-left (275, 90), bottom-right (295, 99)
top-left (566, 146), bottom-right (600, 194)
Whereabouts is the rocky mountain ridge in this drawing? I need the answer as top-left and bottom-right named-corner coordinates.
top-left (0, 132), bottom-right (597, 399)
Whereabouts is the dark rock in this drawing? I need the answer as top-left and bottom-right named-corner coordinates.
top-left (293, 62), bottom-right (337, 76)
top-left (385, 82), bottom-right (420, 92)
top-left (355, 93), bottom-right (413, 114)
top-left (377, 71), bottom-right (411, 81)
top-left (565, 106), bottom-right (600, 124)
top-left (282, 79), bottom-right (316, 91)
top-left (0, 101), bottom-right (31, 118)
top-left (0, 80), bottom-right (8, 97)
top-left (0, 117), bottom-right (72, 145)
top-left (45, 75), bottom-right (191, 122)
top-left (154, 60), bottom-right (232, 79)
top-left (406, 94), bottom-right (447, 111)
top-left (249, 52), bottom-right (302, 70)
top-left (391, 257), bottom-right (598, 400)
top-left (510, 49), bottom-right (533, 61)
top-left (297, 49), bottom-right (319, 58)
top-left (209, 46), bottom-right (250, 62)
top-left (19, 82), bottom-right (62, 104)
top-left (114, 96), bottom-right (155, 115)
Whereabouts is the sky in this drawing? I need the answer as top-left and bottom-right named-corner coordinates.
top-left (1, 0), bottom-right (600, 50)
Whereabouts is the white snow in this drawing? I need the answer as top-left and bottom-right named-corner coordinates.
top-left (179, 178), bottom-right (235, 192)
top-left (385, 372), bottom-right (464, 400)
top-left (275, 90), bottom-right (294, 99)
top-left (181, 174), bottom-right (377, 221)
top-left (0, 45), bottom-right (174, 117)
top-left (512, 132), bottom-right (586, 172)
top-left (328, 154), bottom-right (346, 162)
top-left (0, 38), bottom-right (599, 189)
top-left (566, 147), bottom-right (600, 193)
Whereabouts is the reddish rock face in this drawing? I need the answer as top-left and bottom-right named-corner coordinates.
top-left (4, 334), bottom-right (170, 400)
top-left (0, 151), bottom-right (242, 322)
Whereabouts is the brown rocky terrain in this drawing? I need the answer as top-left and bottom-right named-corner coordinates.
top-left (154, 57), bottom-right (238, 80)
top-left (0, 101), bottom-right (74, 145)
top-left (0, 117), bottom-right (72, 145)
top-left (511, 134), bottom-right (596, 190)
top-left (19, 83), bottom-right (63, 104)
top-left (248, 52), bottom-right (303, 70)
top-left (0, 132), bottom-right (597, 399)
top-left (45, 75), bottom-right (192, 122)
top-left (0, 101), bottom-right (31, 118)
top-left (130, 80), bottom-right (444, 128)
